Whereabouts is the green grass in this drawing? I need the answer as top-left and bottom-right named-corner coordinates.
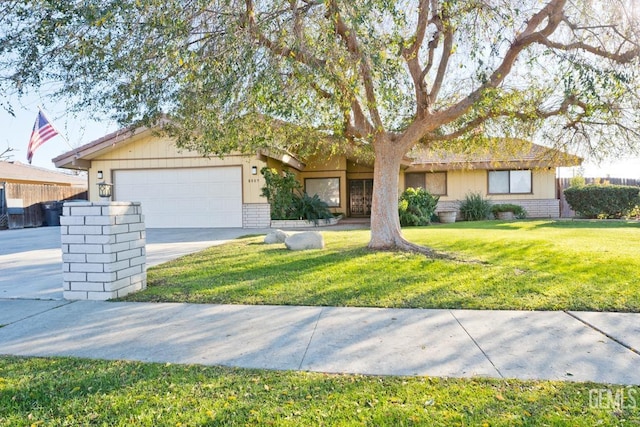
top-left (122, 220), bottom-right (640, 312)
top-left (1, 356), bottom-right (638, 426)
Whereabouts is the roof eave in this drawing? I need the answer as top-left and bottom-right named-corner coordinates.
top-left (407, 157), bottom-right (583, 172)
top-left (53, 121), bottom-right (165, 170)
top-left (259, 149), bottom-right (307, 171)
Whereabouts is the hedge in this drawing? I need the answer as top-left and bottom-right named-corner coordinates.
top-left (564, 184), bottom-right (640, 218)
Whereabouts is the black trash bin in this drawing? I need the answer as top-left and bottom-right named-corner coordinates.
top-left (41, 201), bottom-right (63, 226)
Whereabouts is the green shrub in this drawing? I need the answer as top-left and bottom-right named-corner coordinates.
top-left (491, 203), bottom-right (527, 219)
top-left (564, 185), bottom-right (640, 218)
top-left (569, 176), bottom-right (586, 188)
top-left (293, 192), bottom-right (333, 224)
top-left (399, 187), bottom-right (439, 226)
top-left (261, 167), bottom-right (333, 222)
top-left (458, 192), bottom-right (492, 221)
top-left (261, 167), bottom-right (302, 220)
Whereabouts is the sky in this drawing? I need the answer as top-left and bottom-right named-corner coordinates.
top-left (1, 93), bottom-right (639, 179)
top-left (1, 93), bottom-right (119, 171)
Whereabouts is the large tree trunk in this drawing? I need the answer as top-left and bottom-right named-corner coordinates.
top-left (367, 136), bottom-right (444, 257)
top-left (368, 137), bottom-right (407, 250)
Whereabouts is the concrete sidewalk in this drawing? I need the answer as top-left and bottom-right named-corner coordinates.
top-left (0, 299), bottom-right (638, 385)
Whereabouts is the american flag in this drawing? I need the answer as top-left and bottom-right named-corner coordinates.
top-left (27, 109), bottom-right (60, 164)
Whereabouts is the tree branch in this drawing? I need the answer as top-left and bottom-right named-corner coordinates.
top-left (423, 94), bottom-right (591, 142)
top-left (428, 13), bottom-right (453, 106)
top-left (244, 0), bottom-right (326, 69)
top-left (539, 37), bottom-right (640, 63)
top-left (430, 0), bottom-right (568, 128)
top-left (326, 0), bottom-right (384, 133)
top-left (402, 0), bottom-right (431, 114)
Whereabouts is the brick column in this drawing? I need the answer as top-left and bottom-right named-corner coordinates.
top-left (61, 201), bottom-right (146, 300)
top-left (242, 203), bottom-right (271, 228)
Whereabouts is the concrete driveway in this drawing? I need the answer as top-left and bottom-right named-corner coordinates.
top-left (0, 226), bottom-right (270, 300)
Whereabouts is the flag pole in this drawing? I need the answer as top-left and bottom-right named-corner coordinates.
top-left (37, 106), bottom-right (76, 152)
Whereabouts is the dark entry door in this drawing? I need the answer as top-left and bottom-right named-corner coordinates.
top-left (349, 179), bottom-right (373, 217)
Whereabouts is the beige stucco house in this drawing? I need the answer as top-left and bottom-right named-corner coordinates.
top-left (53, 124), bottom-right (581, 228)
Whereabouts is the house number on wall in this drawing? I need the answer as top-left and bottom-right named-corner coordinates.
top-left (248, 178), bottom-right (261, 183)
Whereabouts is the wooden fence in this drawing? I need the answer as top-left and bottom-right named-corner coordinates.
top-left (557, 177), bottom-right (640, 218)
top-left (0, 182), bottom-right (87, 229)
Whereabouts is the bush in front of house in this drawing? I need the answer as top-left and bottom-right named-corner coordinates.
top-left (261, 167), bottom-right (301, 220)
top-left (458, 192), bottom-right (492, 221)
top-left (261, 167), bottom-right (332, 222)
top-left (564, 184), bottom-right (640, 218)
top-left (293, 192), bottom-right (333, 224)
top-left (491, 203), bottom-right (527, 219)
top-left (399, 187), bottom-right (439, 226)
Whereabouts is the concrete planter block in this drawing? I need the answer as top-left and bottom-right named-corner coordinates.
top-left (270, 215), bottom-right (342, 228)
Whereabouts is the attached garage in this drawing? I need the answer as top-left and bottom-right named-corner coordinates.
top-left (113, 167), bottom-right (243, 228)
top-left (52, 125), bottom-right (272, 228)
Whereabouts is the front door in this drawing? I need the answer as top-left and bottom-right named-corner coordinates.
top-left (349, 179), bottom-right (373, 217)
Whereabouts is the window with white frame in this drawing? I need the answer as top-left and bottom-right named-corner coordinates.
top-left (404, 172), bottom-right (447, 195)
top-left (488, 170), bottom-right (532, 194)
top-left (305, 177), bottom-right (340, 207)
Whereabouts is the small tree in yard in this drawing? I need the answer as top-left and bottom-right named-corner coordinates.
top-left (1, 0), bottom-right (639, 253)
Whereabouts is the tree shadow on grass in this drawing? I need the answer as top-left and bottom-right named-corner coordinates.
top-left (127, 240), bottom-right (471, 306)
top-left (125, 228), bottom-right (640, 311)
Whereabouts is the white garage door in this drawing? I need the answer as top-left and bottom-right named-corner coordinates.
top-left (113, 167), bottom-right (243, 228)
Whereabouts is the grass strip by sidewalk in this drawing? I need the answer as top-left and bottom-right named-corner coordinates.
top-left (1, 356), bottom-right (638, 426)
top-left (122, 220), bottom-right (640, 312)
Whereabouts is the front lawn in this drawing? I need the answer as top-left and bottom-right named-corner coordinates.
top-left (122, 220), bottom-right (640, 311)
top-left (1, 356), bottom-right (638, 426)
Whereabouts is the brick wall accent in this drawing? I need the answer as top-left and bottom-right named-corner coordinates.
top-left (243, 203), bottom-right (271, 228)
top-left (61, 201), bottom-right (146, 300)
top-left (506, 199), bottom-right (560, 218)
top-left (437, 199), bottom-right (560, 220)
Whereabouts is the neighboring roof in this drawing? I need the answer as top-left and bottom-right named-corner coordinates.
top-left (408, 139), bottom-right (583, 171)
top-left (0, 161), bottom-right (86, 186)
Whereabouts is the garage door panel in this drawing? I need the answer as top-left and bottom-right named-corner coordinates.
top-left (114, 167), bottom-right (243, 228)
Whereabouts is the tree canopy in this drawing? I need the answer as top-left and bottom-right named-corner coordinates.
top-left (1, 0), bottom-right (639, 250)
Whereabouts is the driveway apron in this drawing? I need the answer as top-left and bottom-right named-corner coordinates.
top-left (0, 227), bottom-right (270, 300)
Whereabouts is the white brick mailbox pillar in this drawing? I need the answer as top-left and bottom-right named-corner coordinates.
top-left (61, 201), bottom-right (146, 300)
